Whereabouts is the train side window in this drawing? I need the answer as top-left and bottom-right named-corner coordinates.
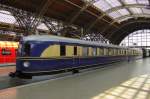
top-left (112, 49), bottom-right (114, 56)
top-left (113, 49), bottom-right (116, 56)
top-left (103, 48), bottom-right (106, 56)
top-left (108, 48), bottom-right (112, 56)
top-left (124, 50), bottom-right (126, 55)
top-left (97, 48), bottom-right (99, 56)
top-left (115, 49), bottom-right (117, 56)
top-left (99, 48), bottom-right (104, 56)
top-left (24, 43), bottom-right (30, 56)
top-left (60, 45), bottom-right (66, 56)
top-left (111, 49), bottom-right (113, 56)
top-left (104, 48), bottom-right (108, 56)
top-left (74, 46), bottom-right (77, 56)
top-left (119, 49), bottom-right (121, 55)
top-left (83, 47), bottom-right (88, 56)
top-left (120, 50), bottom-right (122, 55)
top-left (93, 48), bottom-right (97, 56)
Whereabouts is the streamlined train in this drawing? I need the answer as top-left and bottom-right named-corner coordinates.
top-left (10, 35), bottom-right (143, 78)
top-left (0, 41), bottom-right (19, 64)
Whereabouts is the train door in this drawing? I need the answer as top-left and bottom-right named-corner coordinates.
top-left (73, 46), bottom-right (77, 66)
top-left (77, 46), bottom-right (82, 66)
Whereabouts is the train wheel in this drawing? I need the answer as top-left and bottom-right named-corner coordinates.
top-left (9, 72), bottom-right (16, 78)
top-left (9, 71), bottom-right (32, 79)
top-left (72, 69), bottom-right (79, 74)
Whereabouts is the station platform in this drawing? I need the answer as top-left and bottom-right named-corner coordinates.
top-left (0, 63), bottom-right (15, 67)
top-left (0, 58), bottom-right (150, 99)
top-left (0, 66), bottom-right (15, 75)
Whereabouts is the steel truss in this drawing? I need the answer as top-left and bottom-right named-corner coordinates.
top-left (0, 4), bottom-right (109, 43)
top-left (81, 33), bottom-right (109, 43)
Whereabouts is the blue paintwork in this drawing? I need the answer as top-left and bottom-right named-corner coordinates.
top-left (16, 55), bottom-right (142, 73)
top-left (16, 39), bottom-right (142, 75)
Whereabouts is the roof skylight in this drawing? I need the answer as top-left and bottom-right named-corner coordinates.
top-left (91, 0), bottom-right (150, 22)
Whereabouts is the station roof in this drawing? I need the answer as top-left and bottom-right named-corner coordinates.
top-left (93, 0), bottom-right (150, 22)
top-left (1, 0), bottom-right (150, 44)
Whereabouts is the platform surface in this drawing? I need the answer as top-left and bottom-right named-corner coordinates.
top-left (0, 58), bottom-right (150, 99)
top-left (0, 66), bottom-right (15, 75)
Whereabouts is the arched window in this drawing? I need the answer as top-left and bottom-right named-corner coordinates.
top-left (120, 29), bottom-right (150, 47)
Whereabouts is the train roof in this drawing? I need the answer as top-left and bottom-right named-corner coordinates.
top-left (23, 35), bottom-right (127, 49)
top-left (0, 41), bottom-right (19, 48)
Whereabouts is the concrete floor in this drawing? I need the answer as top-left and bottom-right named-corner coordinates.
top-left (0, 66), bottom-right (15, 75)
top-left (0, 58), bottom-right (150, 99)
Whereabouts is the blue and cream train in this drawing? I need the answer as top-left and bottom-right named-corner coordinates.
top-left (10, 35), bottom-right (143, 78)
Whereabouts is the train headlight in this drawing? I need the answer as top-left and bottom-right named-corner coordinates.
top-left (23, 61), bottom-right (30, 67)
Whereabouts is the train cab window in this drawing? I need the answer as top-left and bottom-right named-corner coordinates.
top-left (60, 45), bottom-right (66, 56)
top-left (74, 46), bottom-right (77, 56)
top-left (24, 43), bottom-right (30, 56)
top-left (1, 48), bottom-right (11, 55)
top-left (93, 48), bottom-right (97, 56)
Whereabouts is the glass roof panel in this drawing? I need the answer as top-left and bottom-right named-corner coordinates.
top-left (137, 0), bottom-right (149, 5)
top-left (142, 8), bottom-right (150, 14)
top-left (93, 0), bottom-right (111, 11)
top-left (86, 0), bottom-right (150, 22)
top-left (108, 9), bottom-right (130, 19)
top-left (108, 11), bottom-right (122, 18)
top-left (118, 9), bottom-right (130, 15)
top-left (105, 0), bottom-right (122, 7)
top-left (123, 0), bottom-right (137, 4)
top-left (129, 8), bottom-right (143, 14)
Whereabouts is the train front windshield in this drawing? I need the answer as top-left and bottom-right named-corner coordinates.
top-left (24, 43), bottom-right (30, 56)
top-left (18, 42), bottom-right (31, 57)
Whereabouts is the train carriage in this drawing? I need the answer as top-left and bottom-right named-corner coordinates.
top-left (0, 41), bottom-right (19, 64)
top-left (10, 35), bottom-right (143, 78)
